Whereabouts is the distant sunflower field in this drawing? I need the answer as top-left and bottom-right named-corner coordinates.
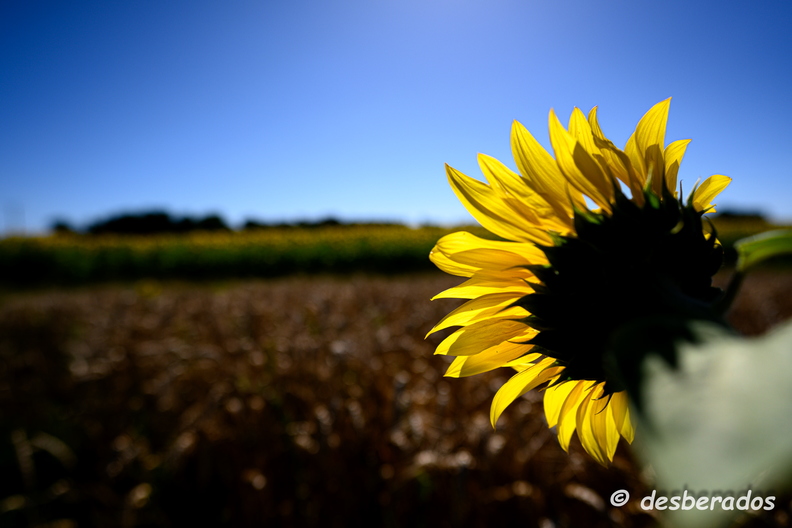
top-left (0, 218), bottom-right (786, 288)
top-left (0, 225), bottom-right (483, 287)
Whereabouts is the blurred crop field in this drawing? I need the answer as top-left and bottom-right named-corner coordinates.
top-left (1, 218), bottom-right (792, 527)
top-left (1, 218), bottom-right (788, 288)
top-left (2, 268), bottom-right (792, 528)
top-left (0, 226), bottom-right (469, 287)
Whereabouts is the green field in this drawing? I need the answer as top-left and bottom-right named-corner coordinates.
top-left (1, 218), bottom-right (787, 288)
top-left (0, 226), bottom-right (470, 287)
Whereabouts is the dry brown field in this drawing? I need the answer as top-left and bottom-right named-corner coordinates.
top-left (1, 270), bottom-right (791, 527)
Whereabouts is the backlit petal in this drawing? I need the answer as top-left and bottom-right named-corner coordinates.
top-left (478, 153), bottom-right (574, 233)
top-left (510, 120), bottom-right (586, 214)
top-left (490, 358), bottom-right (562, 426)
top-left (589, 388), bottom-right (618, 463)
top-left (692, 174), bottom-right (732, 213)
top-left (447, 165), bottom-right (552, 244)
top-left (663, 138), bottom-right (691, 195)
top-left (435, 319), bottom-right (529, 356)
top-left (557, 380), bottom-right (595, 451)
top-left (445, 344), bottom-right (539, 378)
top-left (634, 98), bottom-right (671, 195)
top-left (543, 379), bottom-right (578, 428)
top-left (432, 274), bottom-right (535, 300)
top-left (576, 384), bottom-right (608, 465)
top-left (548, 110), bottom-right (613, 212)
top-left (429, 248), bottom-right (476, 277)
top-left (433, 231), bottom-right (548, 267)
top-left (609, 391), bottom-right (634, 443)
top-left (587, 106), bottom-right (645, 203)
top-left (427, 292), bottom-right (528, 336)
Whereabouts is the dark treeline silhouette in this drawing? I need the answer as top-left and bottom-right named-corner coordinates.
top-left (243, 218), bottom-right (405, 230)
top-left (51, 212), bottom-right (408, 235)
top-left (50, 209), bottom-right (772, 237)
top-left (84, 212), bottom-right (230, 235)
top-left (713, 210), bottom-right (769, 223)
top-left (51, 219), bottom-right (76, 234)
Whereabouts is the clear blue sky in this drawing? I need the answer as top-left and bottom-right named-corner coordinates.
top-left (2, 0), bottom-right (791, 233)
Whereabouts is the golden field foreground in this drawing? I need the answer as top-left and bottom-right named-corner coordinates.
top-left (1, 271), bottom-right (792, 527)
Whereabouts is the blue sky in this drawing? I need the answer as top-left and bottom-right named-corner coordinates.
top-left (2, 0), bottom-right (791, 233)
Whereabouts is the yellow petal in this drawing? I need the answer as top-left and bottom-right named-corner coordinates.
top-left (445, 248), bottom-right (538, 271)
top-left (692, 174), bottom-right (732, 213)
top-left (663, 138), bottom-right (691, 195)
top-left (557, 380), bottom-right (595, 451)
top-left (434, 231), bottom-right (547, 268)
top-left (608, 391), bottom-right (634, 443)
top-left (430, 233), bottom-right (544, 282)
top-left (446, 164), bottom-right (552, 244)
top-left (548, 110), bottom-right (612, 212)
top-left (624, 132), bottom-right (646, 182)
top-left (568, 107), bottom-right (601, 157)
top-left (429, 247), bottom-right (477, 277)
top-left (621, 405), bottom-right (634, 444)
top-left (589, 389), bottom-right (619, 463)
top-left (478, 153), bottom-right (574, 233)
top-left (634, 98), bottom-right (671, 195)
top-left (603, 404), bottom-right (621, 460)
top-left (445, 345), bottom-right (539, 378)
top-left (543, 379), bottom-right (577, 428)
top-left (634, 98), bottom-right (671, 149)
top-left (587, 106), bottom-right (645, 203)
top-left (434, 231), bottom-right (543, 258)
top-left (510, 120), bottom-right (586, 214)
top-left (435, 319), bottom-right (529, 356)
top-left (427, 292), bottom-right (528, 336)
top-left (432, 274), bottom-right (534, 300)
top-left (585, 106), bottom-right (605, 139)
top-left (576, 383), bottom-right (609, 466)
top-left (503, 352), bottom-right (544, 368)
top-left (490, 358), bottom-right (562, 427)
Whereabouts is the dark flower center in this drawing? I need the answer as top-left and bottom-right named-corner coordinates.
top-left (514, 185), bottom-right (725, 394)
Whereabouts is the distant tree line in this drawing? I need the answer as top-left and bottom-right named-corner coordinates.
top-left (51, 211), bottom-right (407, 235)
top-left (49, 209), bottom-right (770, 236)
top-left (242, 218), bottom-right (405, 230)
top-left (52, 212), bottom-right (230, 235)
top-left (711, 210), bottom-right (768, 223)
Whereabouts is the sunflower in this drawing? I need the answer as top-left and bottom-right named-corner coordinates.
top-left (428, 99), bottom-right (731, 465)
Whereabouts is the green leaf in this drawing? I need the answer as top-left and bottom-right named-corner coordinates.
top-left (636, 319), bottom-right (792, 528)
top-left (735, 229), bottom-right (792, 272)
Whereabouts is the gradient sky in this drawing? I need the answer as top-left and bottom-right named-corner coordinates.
top-left (2, 0), bottom-right (791, 233)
